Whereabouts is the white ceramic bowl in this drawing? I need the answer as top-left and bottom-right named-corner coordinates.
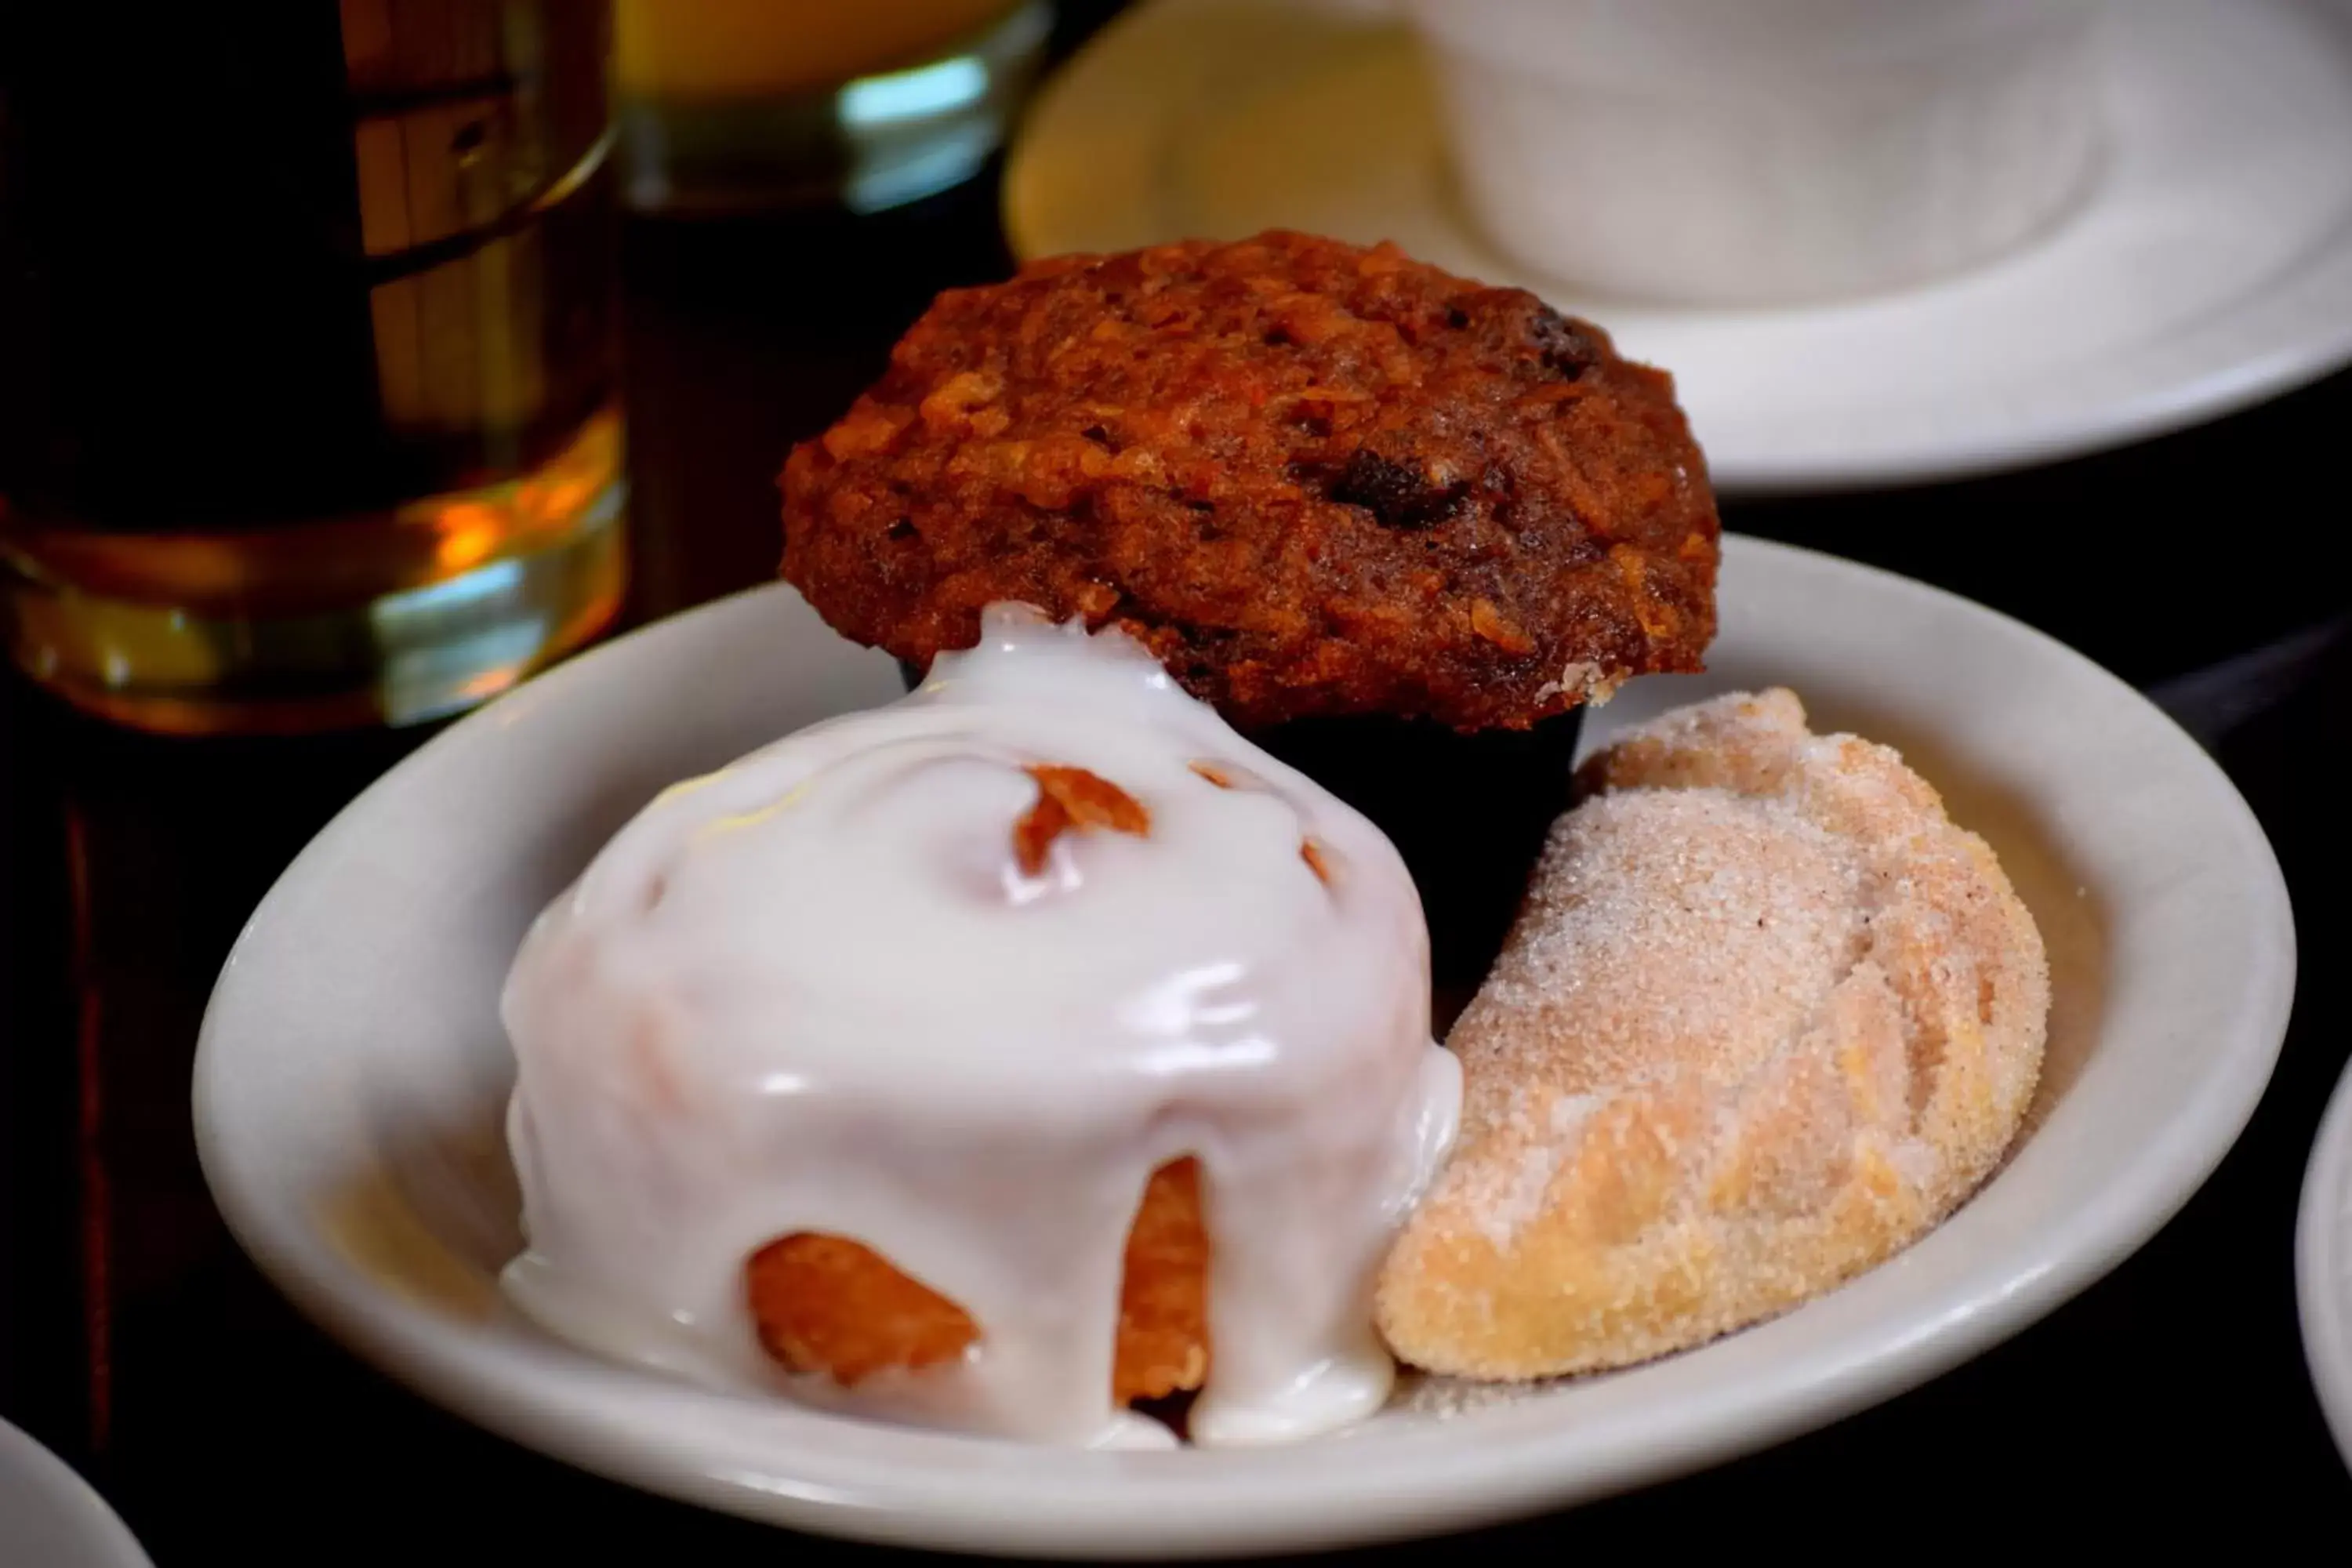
top-left (194, 537), bottom-right (2293, 1556)
top-left (1415, 0), bottom-right (2107, 304)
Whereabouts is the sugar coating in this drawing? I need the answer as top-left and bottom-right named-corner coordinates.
top-left (1374, 688), bottom-right (2050, 1380)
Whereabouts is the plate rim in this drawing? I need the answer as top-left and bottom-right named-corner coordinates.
top-left (2296, 1053), bottom-right (2352, 1470)
top-left (0, 1419), bottom-right (155, 1568)
top-left (193, 536), bottom-right (2298, 1557)
top-left (1003, 0), bottom-right (2352, 495)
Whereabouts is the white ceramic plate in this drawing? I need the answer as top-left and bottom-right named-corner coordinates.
top-left (0, 1420), bottom-right (154, 1568)
top-left (194, 538), bottom-right (2295, 1557)
top-left (2296, 1056), bottom-right (2352, 1468)
top-left (1005, 0), bottom-right (2352, 493)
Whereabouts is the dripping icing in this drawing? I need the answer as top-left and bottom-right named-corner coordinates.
top-left (499, 604), bottom-right (1459, 1445)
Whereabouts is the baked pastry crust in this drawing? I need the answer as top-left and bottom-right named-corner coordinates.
top-left (748, 1157), bottom-right (1210, 1403)
top-left (782, 231), bottom-right (1717, 733)
top-left (1375, 690), bottom-right (2049, 1378)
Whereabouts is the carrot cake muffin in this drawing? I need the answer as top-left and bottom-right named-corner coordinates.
top-left (782, 230), bottom-right (1717, 734)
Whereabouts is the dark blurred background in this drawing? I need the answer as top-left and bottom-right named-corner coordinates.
top-left (3, 0), bottom-right (2347, 1559)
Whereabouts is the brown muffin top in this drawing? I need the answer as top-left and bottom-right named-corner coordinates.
top-left (782, 231), bottom-right (1719, 732)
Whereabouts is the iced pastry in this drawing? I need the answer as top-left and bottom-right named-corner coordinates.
top-left (501, 605), bottom-right (1459, 1446)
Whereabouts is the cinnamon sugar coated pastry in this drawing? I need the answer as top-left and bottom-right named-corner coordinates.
top-left (782, 230), bottom-right (1717, 733)
top-left (500, 606), bottom-right (1459, 1446)
top-left (1375, 690), bottom-right (2049, 1380)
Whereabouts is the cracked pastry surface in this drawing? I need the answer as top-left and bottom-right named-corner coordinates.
top-left (1374, 689), bottom-right (2049, 1380)
top-left (781, 230), bottom-right (1718, 733)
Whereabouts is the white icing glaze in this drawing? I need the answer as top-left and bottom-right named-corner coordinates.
top-left (499, 604), bottom-right (1459, 1446)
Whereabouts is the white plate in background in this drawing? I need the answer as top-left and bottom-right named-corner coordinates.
top-left (2297, 1055), bottom-right (2352, 1471)
top-left (1006, 0), bottom-right (2352, 492)
top-left (0, 1420), bottom-right (154, 1568)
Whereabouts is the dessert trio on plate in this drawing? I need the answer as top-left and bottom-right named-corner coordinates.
top-left (499, 232), bottom-right (2049, 1446)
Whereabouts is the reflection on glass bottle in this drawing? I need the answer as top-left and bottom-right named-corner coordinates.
top-left (0, 0), bottom-right (626, 733)
top-left (614, 0), bottom-right (1051, 215)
